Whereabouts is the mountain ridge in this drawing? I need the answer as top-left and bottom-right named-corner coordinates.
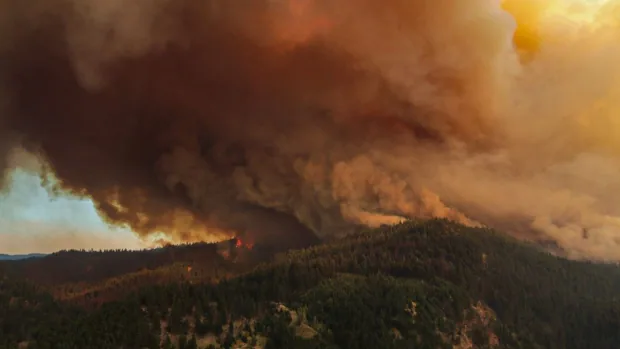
top-left (0, 253), bottom-right (46, 261)
top-left (2, 219), bottom-right (620, 348)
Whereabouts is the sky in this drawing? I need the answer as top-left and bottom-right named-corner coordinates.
top-left (0, 151), bottom-right (143, 254)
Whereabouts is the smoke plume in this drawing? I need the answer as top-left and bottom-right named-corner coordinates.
top-left (2, 0), bottom-right (620, 260)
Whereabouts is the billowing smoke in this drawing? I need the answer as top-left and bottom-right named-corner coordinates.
top-left (2, 0), bottom-right (620, 259)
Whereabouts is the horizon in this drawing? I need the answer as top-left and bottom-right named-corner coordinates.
top-left (0, 151), bottom-right (145, 254)
top-left (0, 238), bottom-right (237, 256)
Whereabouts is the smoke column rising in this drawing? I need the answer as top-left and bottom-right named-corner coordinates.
top-left (1, 0), bottom-right (620, 259)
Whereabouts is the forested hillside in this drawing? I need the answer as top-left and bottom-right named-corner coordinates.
top-left (2, 219), bottom-right (620, 349)
top-left (0, 254), bottom-right (46, 261)
top-left (2, 240), bottom-right (246, 285)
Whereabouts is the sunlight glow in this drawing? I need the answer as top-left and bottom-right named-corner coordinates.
top-left (0, 151), bottom-right (143, 254)
top-left (502, 0), bottom-right (616, 55)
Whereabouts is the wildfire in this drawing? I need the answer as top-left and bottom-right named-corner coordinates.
top-left (235, 238), bottom-right (254, 250)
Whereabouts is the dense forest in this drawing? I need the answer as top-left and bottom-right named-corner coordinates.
top-left (2, 219), bottom-right (620, 348)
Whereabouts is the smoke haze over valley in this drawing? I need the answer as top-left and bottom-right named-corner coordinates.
top-left (2, 0), bottom-right (620, 260)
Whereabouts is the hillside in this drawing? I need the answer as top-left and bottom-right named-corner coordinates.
top-left (3, 219), bottom-right (620, 348)
top-left (2, 241), bottom-right (238, 285)
top-left (0, 254), bottom-right (46, 261)
top-left (0, 238), bottom-right (285, 307)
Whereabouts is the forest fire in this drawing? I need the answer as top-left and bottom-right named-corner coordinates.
top-left (235, 238), bottom-right (254, 250)
top-left (3, 0), bottom-right (620, 260)
top-left (214, 237), bottom-right (256, 261)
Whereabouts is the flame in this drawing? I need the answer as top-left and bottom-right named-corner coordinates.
top-left (234, 237), bottom-right (254, 250)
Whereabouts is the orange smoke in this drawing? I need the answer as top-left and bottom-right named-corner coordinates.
top-left (280, 0), bottom-right (332, 45)
top-left (3, 0), bottom-right (620, 261)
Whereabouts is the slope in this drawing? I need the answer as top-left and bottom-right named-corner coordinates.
top-left (0, 254), bottom-right (46, 261)
top-left (2, 219), bottom-right (620, 348)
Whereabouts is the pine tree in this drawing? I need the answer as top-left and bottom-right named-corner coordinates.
top-left (178, 334), bottom-right (188, 349)
top-left (187, 335), bottom-right (198, 349)
top-left (163, 335), bottom-right (174, 349)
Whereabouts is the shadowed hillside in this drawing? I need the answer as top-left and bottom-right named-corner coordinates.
top-left (0, 254), bottom-right (46, 261)
top-left (1, 238), bottom-right (297, 284)
top-left (0, 236), bottom-right (321, 309)
top-left (3, 219), bottom-right (620, 348)
top-left (3, 243), bottom-right (226, 285)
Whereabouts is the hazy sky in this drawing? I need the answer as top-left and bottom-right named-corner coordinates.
top-left (0, 152), bottom-right (143, 254)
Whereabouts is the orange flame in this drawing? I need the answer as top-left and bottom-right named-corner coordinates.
top-left (234, 238), bottom-right (254, 250)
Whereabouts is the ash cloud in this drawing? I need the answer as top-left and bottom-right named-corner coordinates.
top-left (2, 0), bottom-right (620, 260)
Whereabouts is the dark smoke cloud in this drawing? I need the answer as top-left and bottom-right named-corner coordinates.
top-left (2, 0), bottom-right (620, 259)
